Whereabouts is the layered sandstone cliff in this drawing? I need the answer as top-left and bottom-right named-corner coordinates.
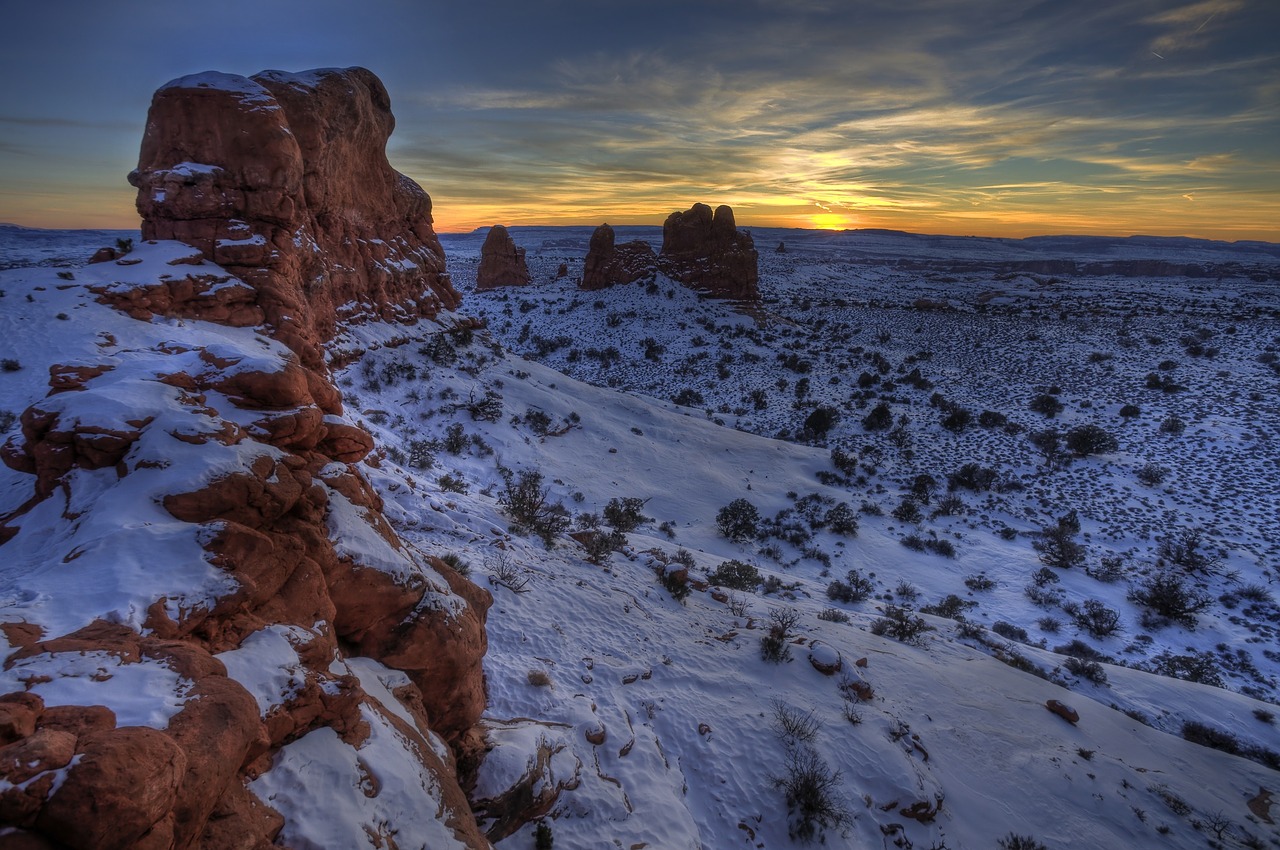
top-left (0, 69), bottom-right (491, 849)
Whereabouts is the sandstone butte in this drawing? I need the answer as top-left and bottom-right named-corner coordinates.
top-left (580, 204), bottom-right (760, 300)
top-left (475, 224), bottom-right (531, 291)
top-left (0, 68), bottom-right (501, 849)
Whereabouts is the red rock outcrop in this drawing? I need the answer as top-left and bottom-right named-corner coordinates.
top-left (127, 67), bottom-right (460, 368)
top-left (1, 68), bottom-right (492, 849)
top-left (658, 203), bottom-right (759, 300)
top-left (476, 225), bottom-right (531, 290)
top-left (580, 223), bottom-right (658, 290)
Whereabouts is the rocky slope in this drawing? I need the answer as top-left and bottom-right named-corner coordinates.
top-left (0, 68), bottom-right (491, 849)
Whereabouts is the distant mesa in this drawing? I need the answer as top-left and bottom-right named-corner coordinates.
top-left (581, 223), bottom-right (659, 291)
top-left (476, 224), bottom-right (531, 290)
top-left (127, 66), bottom-right (460, 368)
top-left (659, 203), bottom-right (759, 301)
top-left (580, 204), bottom-right (760, 301)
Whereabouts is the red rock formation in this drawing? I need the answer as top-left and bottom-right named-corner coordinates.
top-left (476, 225), bottom-right (531, 290)
top-left (1, 68), bottom-right (492, 849)
top-left (580, 223), bottom-right (657, 291)
top-left (659, 203), bottom-right (759, 301)
top-left (127, 67), bottom-right (460, 368)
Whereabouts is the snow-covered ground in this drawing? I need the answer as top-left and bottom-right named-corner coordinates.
top-left (3, 226), bottom-right (1278, 849)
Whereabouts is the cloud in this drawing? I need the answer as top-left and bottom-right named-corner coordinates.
top-left (1146, 0), bottom-right (1244, 55)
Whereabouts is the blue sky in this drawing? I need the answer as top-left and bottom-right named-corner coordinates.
top-left (1, 0), bottom-right (1276, 239)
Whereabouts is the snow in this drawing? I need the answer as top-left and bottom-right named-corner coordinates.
top-left (248, 704), bottom-right (470, 850)
top-left (3, 226), bottom-right (1279, 849)
top-left (0, 646), bottom-right (192, 729)
top-left (215, 624), bottom-right (315, 717)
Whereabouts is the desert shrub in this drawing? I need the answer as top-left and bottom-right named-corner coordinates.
top-left (1087, 556), bottom-right (1126, 583)
top-left (0, 410), bottom-right (15, 432)
top-left (859, 500), bottom-right (884, 516)
top-left (437, 552), bottom-right (471, 577)
top-left (708, 559), bottom-right (761, 591)
top-left (580, 528), bottom-right (626, 564)
top-left (1029, 393), bottom-right (1064, 417)
top-left (407, 438), bottom-right (438, 470)
top-left (499, 468), bottom-right (570, 546)
top-left (1031, 566), bottom-right (1061, 586)
top-left (964, 573), bottom-right (996, 592)
top-left (604, 496), bottom-right (650, 532)
top-left (823, 502), bottom-right (859, 536)
top-left (826, 569), bottom-right (874, 603)
top-left (925, 538), bottom-right (956, 558)
top-left (673, 388), bottom-right (704, 406)
top-left (464, 389), bottom-right (503, 422)
top-left (1150, 651), bottom-right (1224, 687)
top-left (862, 402), bottom-right (893, 431)
top-left (817, 607), bottom-right (850, 623)
top-left (992, 621), bottom-right (1029, 642)
top-left (443, 422), bottom-right (468, 455)
top-left (535, 820), bottom-right (554, 850)
top-left (1073, 600), bottom-right (1121, 638)
top-left (900, 533), bottom-right (926, 551)
top-left (1025, 583), bottom-right (1065, 608)
top-left (1180, 721), bottom-right (1280, 770)
top-left (998, 834), bottom-right (1047, 850)
top-left (1135, 463), bottom-right (1167, 486)
top-left (933, 494), bottom-right (965, 516)
top-left (1064, 656), bottom-right (1108, 685)
top-left (802, 405), bottom-right (841, 439)
top-left (662, 566), bottom-right (692, 603)
top-left (978, 409), bottom-right (1008, 428)
top-left (774, 746), bottom-right (853, 842)
top-left (1159, 414), bottom-right (1186, 435)
top-left (1028, 428), bottom-right (1065, 469)
top-left (890, 497), bottom-right (923, 524)
top-left (1033, 510), bottom-right (1085, 570)
top-left (760, 607), bottom-right (799, 663)
top-left (1156, 528), bottom-right (1220, 574)
top-left (910, 474), bottom-right (938, 504)
top-left (437, 472), bottom-right (469, 494)
top-left (1065, 424), bottom-right (1118, 456)
top-left (940, 407), bottom-right (972, 432)
top-left (717, 498), bottom-right (761, 542)
top-left (1129, 571), bottom-right (1212, 628)
top-left (1119, 403), bottom-right (1141, 419)
top-left (920, 594), bottom-right (975, 619)
top-left (948, 462), bottom-right (998, 492)
top-left (772, 700), bottom-right (821, 744)
top-left (870, 604), bottom-right (933, 644)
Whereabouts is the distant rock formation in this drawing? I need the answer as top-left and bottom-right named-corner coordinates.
top-left (658, 203), bottom-right (759, 301)
top-left (127, 67), bottom-right (460, 368)
top-left (776, 241), bottom-right (787, 254)
top-left (476, 224), bottom-right (530, 290)
top-left (581, 223), bottom-right (658, 290)
top-left (1, 68), bottom-right (491, 849)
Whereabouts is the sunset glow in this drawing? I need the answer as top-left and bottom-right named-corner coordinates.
top-left (1, 1), bottom-right (1277, 241)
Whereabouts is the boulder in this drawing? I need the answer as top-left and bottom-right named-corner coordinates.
top-left (476, 225), bottom-right (530, 290)
top-left (1045, 699), bottom-right (1079, 724)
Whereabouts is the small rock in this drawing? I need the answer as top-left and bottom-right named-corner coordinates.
top-left (1046, 699), bottom-right (1079, 724)
top-left (807, 642), bottom-right (843, 675)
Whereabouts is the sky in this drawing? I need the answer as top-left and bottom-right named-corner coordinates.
top-left (1, 0), bottom-right (1277, 240)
